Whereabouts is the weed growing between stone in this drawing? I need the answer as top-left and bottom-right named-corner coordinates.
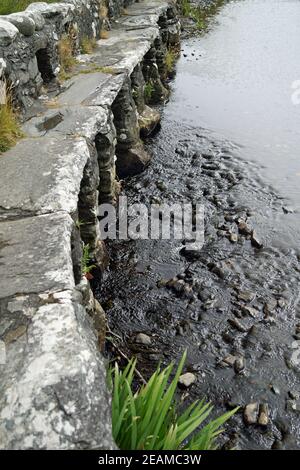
top-left (108, 351), bottom-right (238, 450)
top-left (81, 36), bottom-right (97, 55)
top-left (58, 34), bottom-right (77, 81)
top-left (165, 49), bottom-right (178, 74)
top-left (144, 81), bottom-right (154, 103)
top-left (0, 84), bottom-right (23, 153)
top-left (82, 243), bottom-right (96, 279)
top-left (179, 0), bottom-right (225, 31)
top-left (0, 0), bottom-right (56, 15)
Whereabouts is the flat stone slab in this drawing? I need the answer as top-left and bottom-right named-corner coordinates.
top-left (0, 290), bottom-right (114, 450)
top-left (0, 213), bottom-right (74, 299)
top-left (23, 105), bottom-right (108, 140)
top-left (55, 71), bottom-right (124, 108)
top-left (0, 136), bottom-right (90, 217)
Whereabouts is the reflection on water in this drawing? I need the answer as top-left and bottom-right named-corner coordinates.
top-left (170, 0), bottom-right (300, 211)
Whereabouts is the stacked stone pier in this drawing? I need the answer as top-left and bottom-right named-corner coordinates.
top-left (0, 0), bottom-right (180, 450)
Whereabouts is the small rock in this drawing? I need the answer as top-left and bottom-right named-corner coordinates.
top-left (288, 390), bottom-right (299, 400)
top-left (178, 372), bottom-right (196, 388)
top-left (221, 355), bottom-right (237, 367)
top-left (264, 299), bottom-right (277, 315)
top-left (251, 230), bottom-right (263, 249)
top-left (229, 233), bottom-right (238, 243)
top-left (238, 221), bottom-right (252, 235)
top-left (244, 403), bottom-right (259, 425)
top-left (241, 305), bottom-right (259, 318)
top-left (282, 206), bottom-right (294, 214)
top-left (234, 357), bottom-right (245, 373)
top-left (271, 385), bottom-right (280, 395)
top-left (237, 290), bottom-right (256, 302)
top-left (228, 318), bottom-right (248, 333)
top-left (135, 333), bottom-right (151, 345)
top-left (277, 298), bottom-right (286, 308)
top-left (258, 403), bottom-right (269, 426)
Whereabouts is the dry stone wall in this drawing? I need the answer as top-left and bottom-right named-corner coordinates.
top-left (0, 0), bottom-right (180, 450)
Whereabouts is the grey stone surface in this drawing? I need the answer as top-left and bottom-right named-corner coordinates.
top-left (0, 0), bottom-right (180, 450)
top-left (0, 19), bottom-right (18, 46)
top-left (0, 290), bottom-right (115, 450)
top-left (0, 213), bottom-right (74, 299)
top-left (2, 13), bottom-right (36, 37)
top-left (0, 137), bottom-right (90, 217)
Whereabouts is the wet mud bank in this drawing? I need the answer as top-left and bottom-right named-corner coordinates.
top-left (96, 2), bottom-right (300, 450)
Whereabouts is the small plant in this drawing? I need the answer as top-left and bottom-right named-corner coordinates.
top-left (144, 81), bottom-right (154, 103)
top-left (108, 351), bottom-right (238, 450)
top-left (165, 49), bottom-right (177, 74)
top-left (179, 0), bottom-right (223, 32)
top-left (80, 36), bottom-right (97, 54)
top-left (100, 30), bottom-right (109, 40)
top-left (180, 0), bottom-right (192, 17)
top-left (0, 82), bottom-right (23, 153)
top-left (82, 243), bottom-right (96, 279)
top-left (58, 34), bottom-right (77, 80)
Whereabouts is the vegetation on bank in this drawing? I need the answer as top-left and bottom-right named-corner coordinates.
top-left (0, 0), bottom-right (56, 15)
top-left (0, 84), bottom-right (23, 153)
top-left (108, 351), bottom-right (238, 450)
top-left (179, 0), bottom-right (225, 31)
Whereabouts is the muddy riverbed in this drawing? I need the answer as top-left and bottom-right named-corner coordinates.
top-left (95, 0), bottom-right (300, 450)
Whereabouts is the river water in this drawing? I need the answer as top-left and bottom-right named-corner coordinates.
top-left (97, 0), bottom-right (300, 450)
top-left (175, 0), bottom-right (300, 249)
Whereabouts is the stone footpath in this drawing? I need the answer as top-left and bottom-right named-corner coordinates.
top-left (0, 0), bottom-right (180, 449)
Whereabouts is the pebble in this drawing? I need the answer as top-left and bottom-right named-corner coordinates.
top-left (271, 385), bottom-right (280, 395)
top-left (241, 305), bottom-right (259, 318)
top-left (229, 233), bottom-right (238, 243)
top-left (244, 403), bottom-right (259, 425)
top-left (264, 299), bottom-right (277, 315)
top-left (251, 230), bottom-right (263, 249)
top-left (234, 357), bottom-right (245, 373)
top-left (228, 318), bottom-right (248, 333)
top-left (135, 333), bottom-right (152, 345)
top-left (237, 290), bottom-right (256, 302)
top-left (258, 403), bottom-right (269, 426)
top-left (288, 390), bottom-right (299, 400)
top-left (238, 221), bottom-right (252, 235)
top-left (178, 372), bottom-right (196, 388)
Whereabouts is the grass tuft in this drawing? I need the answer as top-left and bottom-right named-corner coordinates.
top-left (80, 36), bottom-right (97, 54)
top-left (108, 351), bottom-right (238, 450)
top-left (144, 81), bottom-right (154, 103)
top-left (0, 82), bottom-right (23, 153)
top-left (58, 34), bottom-right (77, 80)
top-left (165, 49), bottom-right (177, 74)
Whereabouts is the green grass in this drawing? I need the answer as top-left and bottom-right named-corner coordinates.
top-left (0, 84), bottom-right (23, 153)
top-left (80, 36), bottom-right (97, 55)
top-left (108, 351), bottom-right (238, 450)
top-left (165, 49), bottom-right (178, 74)
top-left (0, 0), bottom-right (56, 15)
top-left (81, 243), bottom-right (96, 277)
top-left (179, 0), bottom-right (226, 32)
top-left (144, 81), bottom-right (154, 103)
